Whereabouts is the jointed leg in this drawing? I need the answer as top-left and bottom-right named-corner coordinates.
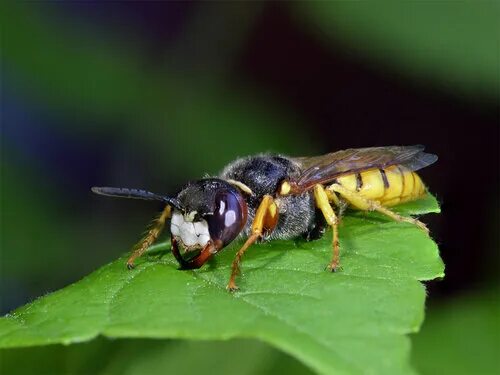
top-left (227, 195), bottom-right (278, 291)
top-left (328, 183), bottom-right (429, 234)
top-left (127, 205), bottom-right (172, 269)
top-left (325, 189), bottom-right (349, 223)
top-left (325, 188), bottom-right (341, 207)
top-left (313, 185), bottom-right (341, 272)
top-left (227, 233), bottom-right (260, 291)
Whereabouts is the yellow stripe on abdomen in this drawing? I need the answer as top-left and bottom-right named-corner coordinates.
top-left (354, 169), bottom-right (385, 199)
top-left (335, 173), bottom-right (357, 192)
top-left (334, 166), bottom-right (427, 209)
top-left (379, 166), bottom-right (426, 206)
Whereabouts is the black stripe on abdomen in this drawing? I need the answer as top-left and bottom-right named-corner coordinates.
top-left (396, 166), bottom-right (406, 194)
top-left (355, 173), bottom-right (363, 191)
top-left (379, 169), bottom-right (389, 188)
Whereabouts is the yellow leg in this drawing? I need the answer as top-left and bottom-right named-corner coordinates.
top-left (328, 183), bottom-right (429, 234)
top-left (227, 195), bottom-right (277, 291)
top-left (313, 185), bottom-right (341, 272)
top-left (127, 205), bottom-right (172, 269)
top-left (325, 188), bottom-right (341, 207)
top-left (325, 189), bottom-right (349, 223)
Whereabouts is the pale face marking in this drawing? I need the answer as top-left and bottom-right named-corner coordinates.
top-left (170, 210), bottom-right (210, 251)
top-left (184, 211), bottom-right (198, 222)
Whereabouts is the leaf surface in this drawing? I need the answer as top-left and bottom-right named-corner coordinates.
top-left (0, 195), bottom-right (442, 375)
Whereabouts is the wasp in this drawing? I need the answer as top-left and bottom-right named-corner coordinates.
top-left (92, 145), bottom-right (437, 291)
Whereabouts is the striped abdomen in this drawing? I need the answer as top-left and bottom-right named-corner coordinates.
top-left (334, 165), bottom-right (426, 209)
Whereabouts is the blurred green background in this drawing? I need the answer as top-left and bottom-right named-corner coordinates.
top-left (1, 1), bottom-right (498, 374)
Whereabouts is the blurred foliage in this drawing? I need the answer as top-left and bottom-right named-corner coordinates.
top-left (0, 156), bottom-right (129, 281)
top-left (1, 161), bottom-right (68, 278)
top-left (0, 338), bottom-right (312, 375)
top-left (1, 1), bottom-right (312, 176)
top-left (299, 2), bottom-right (499, 102)
top-left (1, 197), bottom-right (441, 375)
top-left (412, 290), bottom-right (500, 375)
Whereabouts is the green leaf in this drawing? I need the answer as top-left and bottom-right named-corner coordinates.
top-left (0, 195), bottom-right (442, 375)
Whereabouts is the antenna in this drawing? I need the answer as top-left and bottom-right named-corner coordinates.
top-left (91, 187), bottom-right (182, 209)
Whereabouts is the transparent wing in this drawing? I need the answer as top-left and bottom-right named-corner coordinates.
top-left (290, 145), bottom-right (437, 193)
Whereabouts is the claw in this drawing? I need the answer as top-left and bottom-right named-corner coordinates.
top-left (226, 281), bottom-right (239, 292)
top-left (126, 262), bottom-right (135, 270)
top-left (327, 262), bottom-right (342, 272)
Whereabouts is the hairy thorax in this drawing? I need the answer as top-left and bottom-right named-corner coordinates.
top-left (220, 154), bottom-right (315, 240)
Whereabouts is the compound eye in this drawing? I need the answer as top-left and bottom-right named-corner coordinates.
top-left (206, 191), bottom-right (247, 248)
